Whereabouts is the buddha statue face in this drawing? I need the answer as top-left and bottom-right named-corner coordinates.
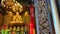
top-left (16, 12), bottom-right (19, 15)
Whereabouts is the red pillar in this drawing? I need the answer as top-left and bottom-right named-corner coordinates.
top-left (30, 4), bottom-right (35, 34)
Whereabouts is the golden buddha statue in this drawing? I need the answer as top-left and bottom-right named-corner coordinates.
top-left (24, 11), bottom-right (30, 24)
top-left (10, 12), bottom-right (23, 23)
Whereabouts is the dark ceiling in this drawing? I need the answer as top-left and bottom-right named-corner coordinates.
top-left (0, 0), bottom-right (34, 4)
top-left (15, 0), bottom-right (34, 4)
top-left (16, 0), bottom-right (31, 2)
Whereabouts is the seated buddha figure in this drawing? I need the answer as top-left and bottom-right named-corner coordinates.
top-left (10, 12), bottom-right (23, 23)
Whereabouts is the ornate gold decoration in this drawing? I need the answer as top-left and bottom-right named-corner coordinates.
top-left (1, 0), bottom-right (24, 24)
top-left (1, 0), bottom-right (23, 13)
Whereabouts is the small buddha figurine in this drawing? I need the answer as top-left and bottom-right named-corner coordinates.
top-left (13, 27), bottom-right (16, 31)
top-left (12, 27), bottom-right (16, 34)
top-left (24, 11), bottom-right (30, 34)
top-left (16, 26), bottom-right (20, 31)
top-left (10, 27), bottom-right (12, 31)
top-left (21, 26), bottom-right (24, 31)
top-left (16, 26), bottom-right (20, 34)
top-left (24, 11), bottom-right (30, 17)
top-left (9, 27), bottom-right (12, 34)
top-left (20, 26), bottom-right (24, 34)
top-left (24, 11), bottom-right (30, 25)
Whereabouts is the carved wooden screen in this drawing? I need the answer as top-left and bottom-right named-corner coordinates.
top-left (34, 0), bottom-right (51, 34)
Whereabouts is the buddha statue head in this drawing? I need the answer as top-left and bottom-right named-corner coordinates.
top-left (16, 12), bottom-right (19, 15)
top-left (24, 11), bottom-right (29, 17)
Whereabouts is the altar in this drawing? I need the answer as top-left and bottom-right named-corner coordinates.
top-left (9, 22), bottom-right (25, 27)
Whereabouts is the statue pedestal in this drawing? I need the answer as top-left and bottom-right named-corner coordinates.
top-left (10, 21), bottom-right (23, 23)
top-left (9, 21), bottom-right (25, 26)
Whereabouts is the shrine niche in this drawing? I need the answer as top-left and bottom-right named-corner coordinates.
top-left (0, 0), bottom-right (36, 34)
